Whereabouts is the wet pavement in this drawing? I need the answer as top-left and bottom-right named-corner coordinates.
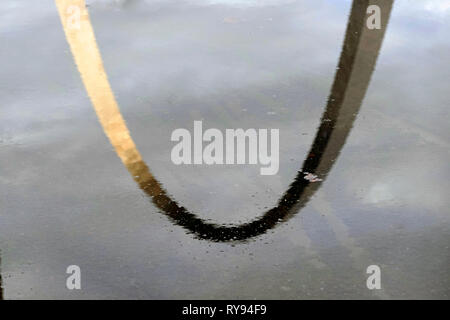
top-left (0, 0), bottom-right (449, 299)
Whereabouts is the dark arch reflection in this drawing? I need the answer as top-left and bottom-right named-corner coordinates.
top-left (57, 0), bottom-right (393, 242)
top-left (0, 252), bottom-right (3, 300)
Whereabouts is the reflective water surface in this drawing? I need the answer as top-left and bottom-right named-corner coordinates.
top-left (1, 0), bottom-right (449, 299)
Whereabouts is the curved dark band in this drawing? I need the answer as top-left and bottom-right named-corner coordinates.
top-left (59, 0), bottom-right (392, 242)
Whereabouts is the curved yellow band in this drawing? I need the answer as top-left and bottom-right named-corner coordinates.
top-left (55, 0), bottom-right (163, 197)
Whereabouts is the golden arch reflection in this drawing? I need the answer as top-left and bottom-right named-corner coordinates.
top-left (55, 0), bottom-right (393, 242)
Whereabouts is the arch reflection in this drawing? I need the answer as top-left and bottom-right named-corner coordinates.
top-left (0, 253), bottom-right (3, 300)
top-left (56, 0), bottom-right (393, 242)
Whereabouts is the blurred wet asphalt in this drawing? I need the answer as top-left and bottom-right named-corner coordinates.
top-left (0, 0), bottom-right (449, 299)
